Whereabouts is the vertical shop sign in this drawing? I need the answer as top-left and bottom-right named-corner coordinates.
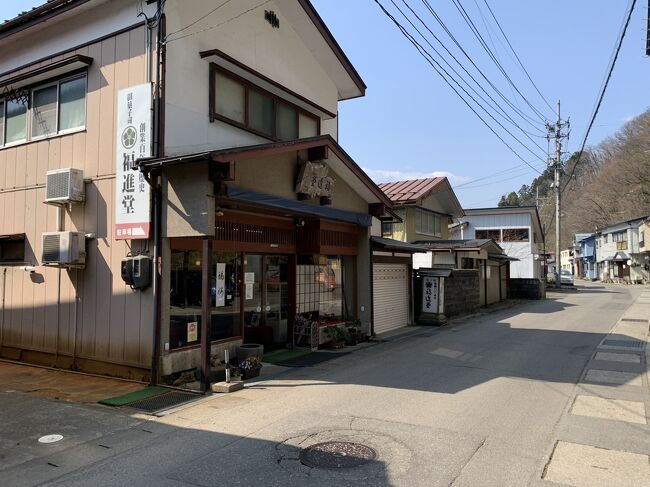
top-left (115, 83), bottom-right (152, 239)
top-left (215, 263), bottom-right (226, 307)
top-left (422, 276), bottom-right (439, 312)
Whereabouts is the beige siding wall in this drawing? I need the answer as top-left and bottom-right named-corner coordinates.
top-left (0, 26), bottom-right (154, 373)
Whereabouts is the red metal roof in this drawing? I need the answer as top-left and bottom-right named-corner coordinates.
top-left (378, 177), bottom-right (446, 204)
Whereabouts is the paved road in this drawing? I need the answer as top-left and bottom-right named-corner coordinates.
top-left (1, 282), bottom-right (648, 486)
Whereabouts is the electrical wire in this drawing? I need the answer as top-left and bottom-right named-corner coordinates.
top-left (454, 168), bottom-right (539, 190)
top-left (419, 0), bottom-right (546, 132)
top-left (166, 0), bottom-right (235, 39)
top-left (450, 0), bottom-right (551, 122)
top-left (561, 0), bottom-right (637, 193)
top-left (397, 0), bottom-right (549, 147)
top-left (165, 0), bottom-right (272, 44)
top-left (480, 0), bottom-right (555, 114)
top-left (373, 0), bottom-right (544, 174)
top-left (454, 162), bottom-right (545, 188)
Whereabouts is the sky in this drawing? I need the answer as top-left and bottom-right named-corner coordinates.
top-left (3, 1), bottom-right (649, 208)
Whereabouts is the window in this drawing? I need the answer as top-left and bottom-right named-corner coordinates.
top-left (415, 208), bottom-right (441, 237)
top-left (502, 228), bottom-right (529, 242)
top-left (297, 255), bottom-right (344, 323)
top-left (612, 231), bottom-right (625, 242)
top-left (1, 74), bottom-right (86, 147)
top-left (604, 235), bottom-right (608, 243)
top-left (0, 234), bottom-right (25, 263)
top-left (58, 76), bottom-right (86, 131)
top-left (210, 65), bottom-right (319, 141)
top-left (475, 229), bottom-right (501, 241)
top-left (32, 84), bottom-right (58, 138)
top-left (5, 99), bottom-right (27, 144)
top-left (248, 89), bottom-right (274, 136)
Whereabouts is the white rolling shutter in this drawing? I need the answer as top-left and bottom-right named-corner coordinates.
top-left (373, 263), bottom-right (410, 335)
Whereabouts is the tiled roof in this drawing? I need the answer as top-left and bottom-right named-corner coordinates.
top-left (377, 177), bottom-right (446, 204)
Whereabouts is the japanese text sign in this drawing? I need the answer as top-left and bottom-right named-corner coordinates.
top-left (115, 83), bottom-right (152, 239)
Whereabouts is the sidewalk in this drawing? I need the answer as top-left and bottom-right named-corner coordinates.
top-left (537, 287), bottom-right (650, 486)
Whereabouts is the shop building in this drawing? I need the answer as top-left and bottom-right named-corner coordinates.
top-left (0, 0), bottom-right (394, 385)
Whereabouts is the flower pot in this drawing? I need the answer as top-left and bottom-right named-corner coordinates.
top-left (237, 343), bottom-right (264, 363)
top-left (241, 368), bottom-right (261, 380)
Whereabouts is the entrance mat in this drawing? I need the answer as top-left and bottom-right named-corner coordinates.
top-left (262, 348), bottom-right (311, 364)
top-left (275, 351), bottom-right (350, 367)
top-left (98, 386), bottom-right (170, 407)
top-left (125, 391), bottom-right (200, 413)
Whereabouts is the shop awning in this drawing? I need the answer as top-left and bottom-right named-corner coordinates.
top-left (605, 251), bottom-right (629, 262)
top-left (371, 236), bottom-right (427, 253)
top-left (226, 185), bottom-right (372, 227)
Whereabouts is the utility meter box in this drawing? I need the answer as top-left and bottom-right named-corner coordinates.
top-left (121, 255), bottom-right (151, 290)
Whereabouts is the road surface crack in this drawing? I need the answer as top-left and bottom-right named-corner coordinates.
top-left (449, 438), bottom-right (486, 486)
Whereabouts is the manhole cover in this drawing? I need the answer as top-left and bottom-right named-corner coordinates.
top-left (38, 434), bottom-right (63, 444)
top-left (299, 441), bottom-right (377, 469)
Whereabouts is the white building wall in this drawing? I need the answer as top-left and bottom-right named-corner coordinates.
top-left (460, 213), bottom-right (540, 278)
top-left (163, 0), bottom-right (340, 155)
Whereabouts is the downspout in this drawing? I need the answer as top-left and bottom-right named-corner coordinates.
top-left (368, 238), bottom-right (374, 337)
top-left (54, 205), bottom-right (64, 365)
top-left (482, 260), bottom-right (486, 306)
top-left (149, 2), bottom-right (165, 385)
top-left (0, 268), bottom-right (6, 350)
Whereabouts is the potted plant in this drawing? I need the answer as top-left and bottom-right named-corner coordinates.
top-left (345, 319), bottom-right (363, 345)
top-left (324, 325), bottom-right (348, 349)
top-left (238, 356), bottom-right (263, 380)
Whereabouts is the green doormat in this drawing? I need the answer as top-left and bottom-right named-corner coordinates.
top-left (98, 386), bottom-right (170, 407)
top-left (262, 348), bottom-right (311, 364)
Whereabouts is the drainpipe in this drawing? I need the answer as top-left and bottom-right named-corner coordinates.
top-left (148, 1), bottom-right (165, 385)
top-left (0, 268), bottom-right (6, 350)
top-left (483, 259), bottom-right (487, 307)
top-left (54, 205), bottom-right (65, 365)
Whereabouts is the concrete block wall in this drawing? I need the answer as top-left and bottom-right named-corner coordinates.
top-left (509, 278), bottom-right (546, 299)
top-left (444, 270), bottom-right (480, 317)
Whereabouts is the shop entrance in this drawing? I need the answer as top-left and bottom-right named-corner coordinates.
top-left (243, 254), bottom-right (291, 349)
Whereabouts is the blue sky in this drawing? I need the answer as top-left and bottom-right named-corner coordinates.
top-left (3, 1), bottom-right (649, 207)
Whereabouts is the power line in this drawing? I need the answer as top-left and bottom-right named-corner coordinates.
top-left (449, 0), bottom-right (551, 122)
top-left (453, 162), bottom-right (544, 188)
top-left (454, 168), bottom-right (539, 190)
top-left (561, 0), bottom-right (637, 193)
top-left (480, 0), bottom-right (555, 114)
top-left (394, 0), bottom-right (549, 153)
top-left (165, 0), bottom-right (272, 44)
top-left (419, 0), bottom-right (546, 133)
top-left (166, 0), bottom-right (235, 39)
top-left (373, 0), bottom-right (544, 172)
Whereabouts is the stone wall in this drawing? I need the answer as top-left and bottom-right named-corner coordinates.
top-left (444, 270), bottom-right (480, 317)
top-left (509, 278), bottom-right (546, 299)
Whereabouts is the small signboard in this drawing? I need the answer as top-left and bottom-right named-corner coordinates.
top-left (422, 276), bottom-right (439, 312)
top-left (187, 322), bottom-right (198, 342)
top-left (215, 263), bottom-right (226, 307)
top-left (115, 83), bottom-right (152, 239)
top-left (295, 161), bottom-right (335, 198)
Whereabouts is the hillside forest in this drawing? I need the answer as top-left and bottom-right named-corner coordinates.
top-left (497, 109), bottom-right (650, 247)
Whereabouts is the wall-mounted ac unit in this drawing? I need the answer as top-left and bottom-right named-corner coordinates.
top-left (45, 168), bottom-right (85, 204)
top-left (42, 231), bottom-right (86, 268)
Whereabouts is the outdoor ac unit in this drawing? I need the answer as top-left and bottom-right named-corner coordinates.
top-left (45, 168), bottom-right (84, 204)
top-left (41, 231), bottom-right (86, 267)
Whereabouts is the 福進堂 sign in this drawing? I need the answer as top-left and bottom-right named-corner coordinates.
top-left (115, 83), bottom-right (152, 239)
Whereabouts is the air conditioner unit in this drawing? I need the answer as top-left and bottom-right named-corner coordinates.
top-left (41, 231), bottom-right (86, 267)
top-left (45, 168), bottom-right (85, 204)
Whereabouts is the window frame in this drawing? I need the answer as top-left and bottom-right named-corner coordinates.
top-left (475, 228), bottom-right (501, 241)
top-left (0, 71), bottom-right (87, 149)
top-left (415, 208), bottom-right (442, 237)
top-left (209, 63), bottom-right (320, 142)
top-left (502, 228), bottom-right (530, 242)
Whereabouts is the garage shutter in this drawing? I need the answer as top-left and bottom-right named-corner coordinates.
top-left (373, 263), bottom-right (410, 335)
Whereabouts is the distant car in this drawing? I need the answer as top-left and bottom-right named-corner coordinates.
top-left (560, 269), bottom-right (574, 285)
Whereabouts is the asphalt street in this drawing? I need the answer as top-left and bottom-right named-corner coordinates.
top-left (1, 282), bottom-right (648, 486)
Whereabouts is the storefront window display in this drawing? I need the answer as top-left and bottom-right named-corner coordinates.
top-left (169, 248), bottom-right (241, 349)
top-left (296, 255), bottom-right (344, 323)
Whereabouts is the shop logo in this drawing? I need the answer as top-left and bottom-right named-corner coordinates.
top-left (121, 126), bottom-right (138, 149)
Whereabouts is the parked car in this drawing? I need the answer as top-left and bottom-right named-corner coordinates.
top-left (560, 269), bottom-right (574, 285)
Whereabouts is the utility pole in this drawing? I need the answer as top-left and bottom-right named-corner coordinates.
top-left (547, 101), bottom-right (569, 288)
